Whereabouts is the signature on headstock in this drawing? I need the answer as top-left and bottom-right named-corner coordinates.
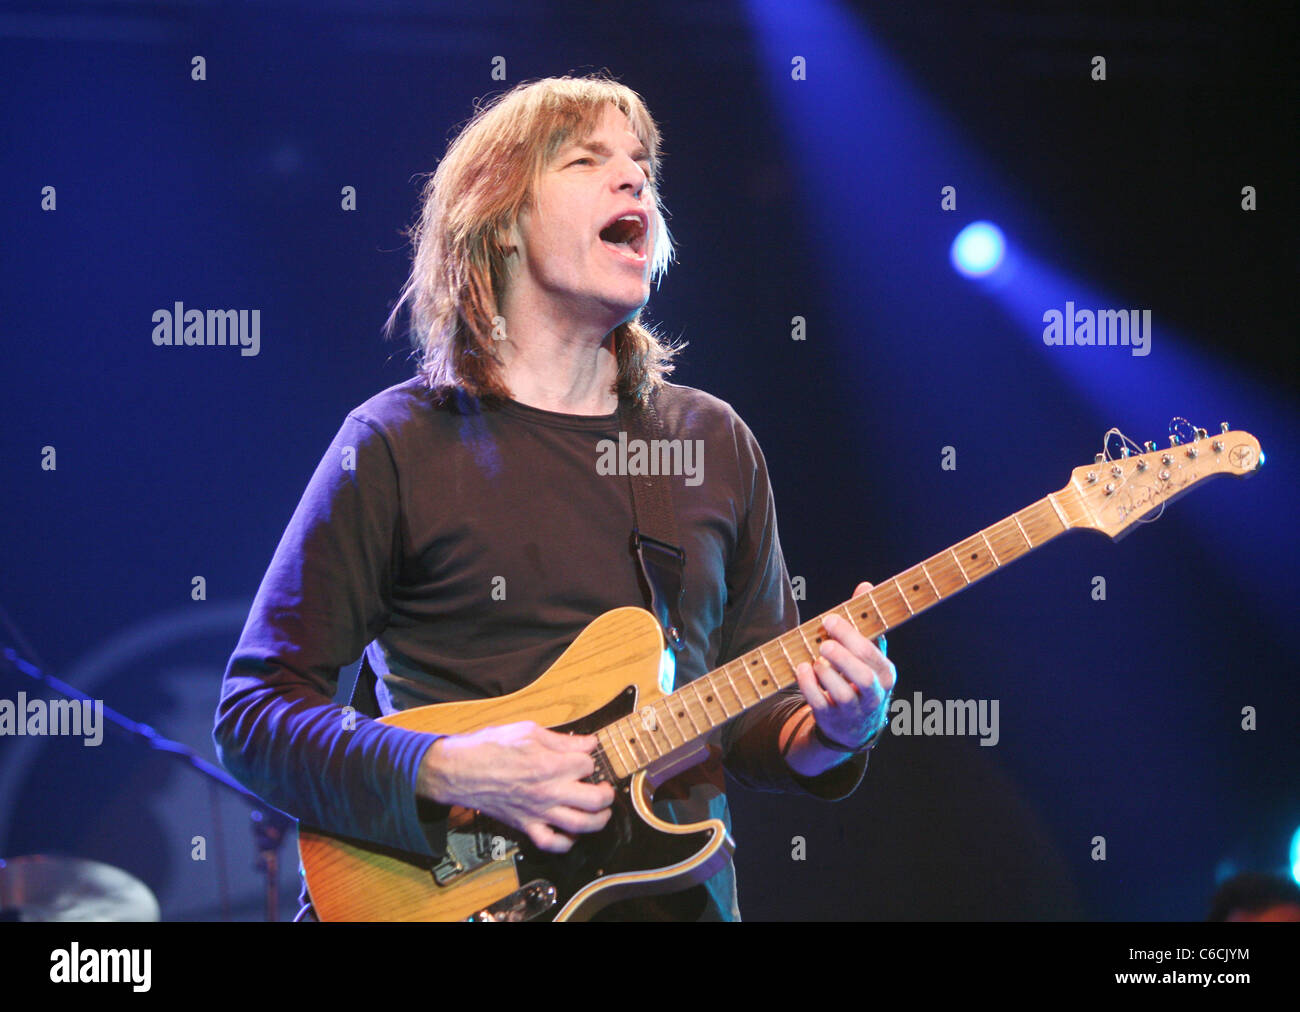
top-left (1102, 466), bottom-right (1200, 524)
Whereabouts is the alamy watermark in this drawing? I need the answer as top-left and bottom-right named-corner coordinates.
top-left (1042, 301), bottom-right (1151, 357)
top-left (151, 302), bottom-right (261, 357)
top-left (50, 943), bottom-right (150, 991)
top-left (887, 691), bottom-right (999, 746)
top-left (596, 431), bottom-right (704, 487)
top-left (0, 692), bottom-right (103, 746)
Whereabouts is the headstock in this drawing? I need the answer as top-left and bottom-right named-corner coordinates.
top-left (1064, 423), bottom-right (1262, 540)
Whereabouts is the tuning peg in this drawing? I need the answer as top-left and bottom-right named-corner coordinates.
top-left (1095, 452), bottom-right (1105, 464)
top-left (1169, 434), bottom-right (1180, 446)
top-left (1220, 422), bottom-right (1230, 433)
top-left (1120, 445), bottom-right (1131, 458)
top-left (1144, 441), bottom-right (1157, 453)
top-left (1195, 427), bottom-right (1208, 440)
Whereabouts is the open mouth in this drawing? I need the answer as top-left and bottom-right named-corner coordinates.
top-left (599, 212), bottom-right (648, 262)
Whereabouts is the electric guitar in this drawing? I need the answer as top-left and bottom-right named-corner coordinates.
top-left (298, 424), bottom-right (1263, 920)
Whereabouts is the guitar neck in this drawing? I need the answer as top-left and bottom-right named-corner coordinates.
top-left (596, 487), bottom-right (1089, 780)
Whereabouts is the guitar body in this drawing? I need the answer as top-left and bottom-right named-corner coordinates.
top-left (298, 607), bottom-right (733, 921)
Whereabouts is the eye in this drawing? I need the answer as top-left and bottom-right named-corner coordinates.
top-left (568, 157), bottom-right (594, 166)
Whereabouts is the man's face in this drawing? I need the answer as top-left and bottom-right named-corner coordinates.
top-left (501, 103), bottom-right (656, 330)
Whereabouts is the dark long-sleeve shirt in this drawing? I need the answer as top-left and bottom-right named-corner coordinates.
top-left (213, 377), bottom-right (867, 920)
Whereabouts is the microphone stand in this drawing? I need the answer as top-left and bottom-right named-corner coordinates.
top-left (0, 644), bottom-right (295, 922)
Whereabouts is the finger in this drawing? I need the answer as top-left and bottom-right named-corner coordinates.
top-left (549, 780), bottom-right (616, 813)
top-left (877, 656), bottom-right (898, 694)
top-left (794, 661), bottom-right (832, 715)
top-left (818, 634), bottom-right (877, 694)
top-left (822, 614), bottom-right (880, 666)
top-left (543, 804), bottom-right (614, 836)
top-left (812, 654), bottom-right (862, 707)
top-left (526, 821), bottom-right (576, 854)
top-left (534, 726), bottom-right (600, 752)
top-left (823, 617), bottom-right (895, 689)
top-left (853, 581), bottom-right (875, 596)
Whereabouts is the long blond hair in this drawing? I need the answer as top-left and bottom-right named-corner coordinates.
top-left (385, 74), bottom-right (680, 405)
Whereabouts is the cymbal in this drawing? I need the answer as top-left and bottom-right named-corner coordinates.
top-left (0, 855), bottom-right (160, 921)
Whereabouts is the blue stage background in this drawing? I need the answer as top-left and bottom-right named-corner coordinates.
top-left (1, 1), bottom-right (1294, 920)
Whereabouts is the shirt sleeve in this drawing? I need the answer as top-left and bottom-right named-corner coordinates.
top-left (212, 411), bottom-right (448, 857)
top-left (715, 411), bottom-right (869, 800)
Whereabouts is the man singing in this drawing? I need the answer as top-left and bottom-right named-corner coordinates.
top-left (213, 73), bottom-right (895, 921)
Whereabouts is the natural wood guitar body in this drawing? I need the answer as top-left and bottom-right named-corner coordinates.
top-left (299, 607), bottom-right (732, 921)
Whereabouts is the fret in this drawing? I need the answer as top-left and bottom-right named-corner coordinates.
top-left (708, 673), bottom-right (736, 720)
top-left (775, 634), bottom-right (801, 683)
top-left (920, 564), bottom-right (941, 600)
top-left (927, 555), bottom-right (965, 598)
top-left (691, 679), bottom-right (723, 730)
top-left (753, 648), bottom-right (780, 693)
top-left (722, 663), bottom-right (755, 709)
top-left (948, 547), bottom-right (971, 584)
top-left (663, 695), bottom-right (690, 743)
top-left (607, 725), bottom-right (635, 773)
top-left (870, 582), bottom-right (907, 627)
top-left (689, 681), bottom-right (717, 731)
top-left (848, 596), bottom-right (884, 635)
top-left (1037, 497), bottom-right (1070, 535)
top-left (592, 742), bottom-right (615, 785)
top-left (954, 537), bottom-right (997, 581)
top-left (737, 654), bottom-right (763, 699)
top-left (1046, 493), bottom-right (1070, 529)
top-left (626, 715), bottom-right (662, 762)
top-left (898, 567), bottom-right (939, 610)
top-left (892, 577), bottom-right (915, 615)
top-left (648, 700), bottom-right (682, 749)
top-left (622, 723), bottom-right (652, 766)
top-left (989, 518), bottom-right (1024, 561)
top-left (978, 529), bottom-right (1000, 566)
top-left (674, 687), bottom-right (703, 735)
top-left (1010, 512), bottom-right (1033, 549)
top-left (794, 623), bottom-right (818, 663)
top-left (598, 729), bottom-right (628, 779)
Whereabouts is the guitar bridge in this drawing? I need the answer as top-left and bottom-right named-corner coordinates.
top-left (466, 880), bottom-right (557, 922)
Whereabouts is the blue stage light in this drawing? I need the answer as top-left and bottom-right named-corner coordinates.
top-left (951, 221), bottom-right (1006, 278)
top-left (1290, 826), bottom-right (1300, 885)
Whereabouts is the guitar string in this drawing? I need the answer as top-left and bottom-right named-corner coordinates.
top-left (604, 495), bottom-right (1064, 777)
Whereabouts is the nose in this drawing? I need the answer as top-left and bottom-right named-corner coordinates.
top-left (613, 154), bottom-right (650, 200)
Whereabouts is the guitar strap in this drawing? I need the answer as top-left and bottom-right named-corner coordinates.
top-left (618, 389), bottom-right (688, 653)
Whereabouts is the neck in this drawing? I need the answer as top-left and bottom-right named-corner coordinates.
top-left (594, 491), bottom-right (1079, 780)
top-left (496, 293), bottom-right (623, 416)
